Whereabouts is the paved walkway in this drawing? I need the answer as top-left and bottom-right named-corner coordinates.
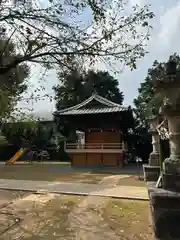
top-left (0, 179), bottom-right (149, 200)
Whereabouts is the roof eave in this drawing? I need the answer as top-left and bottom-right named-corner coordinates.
top-left (54, 108), bottom-right (129, 116)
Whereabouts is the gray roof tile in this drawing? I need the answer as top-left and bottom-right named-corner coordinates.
top-left (59, 107), bottom-right (127, 115)
top-left (54, 93), bottom-right (129, 116)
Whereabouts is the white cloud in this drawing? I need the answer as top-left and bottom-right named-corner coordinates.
top-left (157, 1), bottom-right (180, 47)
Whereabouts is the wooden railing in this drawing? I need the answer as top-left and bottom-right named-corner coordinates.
top-left (65, 143), bottom-right (126, 152)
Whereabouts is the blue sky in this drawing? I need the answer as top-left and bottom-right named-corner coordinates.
top-left (18, 0), bottom-right (180, 117)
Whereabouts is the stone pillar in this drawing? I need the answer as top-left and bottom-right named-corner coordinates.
top-left (168, 115), bottom-right (180, 159)
top-left (149, 116), bottom-right (160, 166)
top-left (161, 109), bottom-right (180, 190)
top-left (143, 116), bottom-right (161, 182)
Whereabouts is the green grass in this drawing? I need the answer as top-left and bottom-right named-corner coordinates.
top-left (117, 176), bottom-right (146, 187)
top-left (103, 199), bottom-right (153, 239)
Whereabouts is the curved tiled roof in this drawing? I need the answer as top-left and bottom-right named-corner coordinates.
top-left (54, 93), bottom-right (129, 116)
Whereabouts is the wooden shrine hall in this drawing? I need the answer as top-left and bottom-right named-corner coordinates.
top-left (54, 93), bottom-right (133, 167)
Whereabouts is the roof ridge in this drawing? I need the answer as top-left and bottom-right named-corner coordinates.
top-left (55, 105), bottom-right (129, 116)
top-left (56, 95), bottom-right (94, 113)
top-left (94, 94), bottom-right (122, 107)
top-left (55, 93), bottom-right (123, 114)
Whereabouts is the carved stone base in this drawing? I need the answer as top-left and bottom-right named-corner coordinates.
top-left (162, 173), bottom-right (180, 192)
top-left (149, 152), bottom-right (160, 166)
top-left (143, 164), bottom-right (160, 182)
top-left (163, 156), bottom-right (180, 174)
top-left (148, 182), bottom-right (180, 240)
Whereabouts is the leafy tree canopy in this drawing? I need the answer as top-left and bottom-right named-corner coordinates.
top-left (131, 54), bottom-right (180, 160)
top-left (0, 0), bottom-right (154, 75)
top-left (133, 53), bottom-right (180, 127)
top-left (0, 37), bottom-right (29, 120)
top-left (2, 120), bottom-right (55, 149)
top-left (54, 70), bottom-right (124, 110)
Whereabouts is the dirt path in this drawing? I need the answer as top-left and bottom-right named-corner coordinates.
top-left (0, 175), bottom-right (150, 239)
top-left (68, 175), bottom-right (124, 240)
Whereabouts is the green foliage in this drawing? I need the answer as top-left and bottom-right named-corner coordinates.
top-left (132, 53), bottom-right (180, 160)
top-left (131, 118), bottom-right (152, 159)
top-left (0, 132), bottom-right (8, 146)
top-left (134, 53), bottom-right (180, 127)
top-left (0, 0), bottom-right (154, 74)
top-left (0, 38), bottom-right (29, 119)
top-left (54, 70), bottom-right (124, 110)
top-left (2, 121), bottom-right (55, 149)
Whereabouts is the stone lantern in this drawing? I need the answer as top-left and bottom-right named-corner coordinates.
top-left (153, 59), bottom-right (180, 190)
top-left (143, 115), bottom-right (160, 181)
top-left (146, 59), bottom-right (180, 240)
top-left (148, 115), bottom-right (160, 164)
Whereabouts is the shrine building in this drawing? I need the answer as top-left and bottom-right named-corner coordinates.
top-left (54, 93), bottom-right (133, 167)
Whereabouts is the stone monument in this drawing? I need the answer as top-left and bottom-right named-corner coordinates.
top-left (146, 59), bottom-right (180, 239)
top-left (143, 115), bottom-right (161, 181)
